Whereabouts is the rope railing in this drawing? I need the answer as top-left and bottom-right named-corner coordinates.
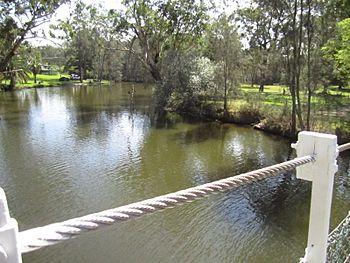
top-left (19, 155), bottom-right (314, 253)
top-left (338, 142), bottom-right (350, 153)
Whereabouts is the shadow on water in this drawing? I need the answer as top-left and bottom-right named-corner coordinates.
top-left (171, 122), bottom-right (231, 144)
top-left (149, 110), bottom-right (183, 129)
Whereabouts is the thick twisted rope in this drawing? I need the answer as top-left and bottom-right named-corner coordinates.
top-left (19, 155), bottom-right (314, 253)
top-left (338, 142), bottom-right (350, 153)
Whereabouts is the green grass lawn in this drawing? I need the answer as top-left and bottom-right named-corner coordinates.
top-left (1, 73), bottom-right (110, 88)
top-left (21, 73), bottom-right (71, 87)
top-left (235, 83), bottom-right (350, 134)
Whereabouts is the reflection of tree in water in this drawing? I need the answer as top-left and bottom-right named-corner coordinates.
top-left (246, 173), bottom-right (309, 217)
top-left (0, 90), bottom-right (35, 126)
top-left (200, 132), bottom-right (310, 231)
top-left (247, 147), bottom-right (350, 228)
top-left (57, 84), bottom-right (153, 140)
top-left (172, 122), bottom-right (230, 144)
top-left (149, 110), bottom-right (182, 129)
top-left (238, 143), bottom-right (311, 223)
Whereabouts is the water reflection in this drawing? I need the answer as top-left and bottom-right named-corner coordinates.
top-left (0, 84), bottom-right (349, 263)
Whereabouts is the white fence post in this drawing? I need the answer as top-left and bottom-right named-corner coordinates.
top-left (292, 131), bottom-right (338, 263)
top-left (0, 188), bottom-right (22, 263)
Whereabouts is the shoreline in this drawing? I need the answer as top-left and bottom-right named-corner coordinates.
top-left (175, 107), bottom-right (350, 144)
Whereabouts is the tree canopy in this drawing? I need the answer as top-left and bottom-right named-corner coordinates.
top-left (323, 18), bottom-right (350, 87)
top-left (0, 0), bottom-right (69, 72)
top-left (115, 0), bottom-right (211, 81)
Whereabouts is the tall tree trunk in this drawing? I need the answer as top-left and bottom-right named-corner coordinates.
top-left (148, 60), bottom-right (162, 81)
top-left (259, 50), bottom-right (267, 92)
top-left (98, 43), bottom-right (109, 82)
top-left (290, 76), bottom-right (297, 136)
top-left (9, 73), bottom-right (16, 91)
top-left (290, 0), bottom-right (299, 136)
top-left (79, 66), bottom-right (84, 83)
top-left (284, 42), bottom-right (296, 136)
top-left (296, 0), bottom-right (305, 131)
top-left (223, 63), bottom-right (228, 114)
top-left (306, 0), bottom-right (312, 130)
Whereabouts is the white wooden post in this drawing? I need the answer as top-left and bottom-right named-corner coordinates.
top-left (0, 188), bottom-right (22, 263)
top-left (292, 131), bottom-right (338, 263)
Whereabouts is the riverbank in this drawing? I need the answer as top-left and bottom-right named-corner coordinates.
top-left (225, 85), bottom-right (350, 144)
top-left (171, 84), bottom-right (350, 144)
top-left (195, 107), bottom-right (350, 144)
top-left (0, 73), bottom-right (110, 90)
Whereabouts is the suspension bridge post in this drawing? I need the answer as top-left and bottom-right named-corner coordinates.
top-left (0, 188), bottom-right (22, 263)
top-left (292, 131), bottom-right (338, 263)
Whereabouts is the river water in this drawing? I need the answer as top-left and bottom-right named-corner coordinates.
top-left (0, 83), bottom-right (350, 263)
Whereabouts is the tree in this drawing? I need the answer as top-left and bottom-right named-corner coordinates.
top-left (114, 0), bottom-right (210, 81)
top-left (56, 1), bottom-right (97, 82)
top-left (159, 51), bottom-right (216, 114)
top-left (28, 48), bottom-right (42, 84)
top-left (322, 18), bottom-right (350, 88)
top-left (56, 1), bottom-right (124, 83)
top-left (0, 0), bottom-right (69, 73)
top-left (206, 14), bottom-right (242, 114)
top-left (238, 0), bottom-right (327, 135)
top-left (1, 45), bottom-right (31, 89)
top-left (238, 4), bottom-right (278, 92)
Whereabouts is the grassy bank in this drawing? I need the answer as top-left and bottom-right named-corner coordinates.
top-left (218, 84), bottom-right (350, 142)
top-left (1, 73), bottom-right (110, 89)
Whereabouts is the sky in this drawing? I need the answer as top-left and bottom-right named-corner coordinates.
top-left (56, 0), bottom-right (122, 19)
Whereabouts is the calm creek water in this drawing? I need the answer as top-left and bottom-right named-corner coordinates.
top-left (0, 83), bottom-right (350, 263)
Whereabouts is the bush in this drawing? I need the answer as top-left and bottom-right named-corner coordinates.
top-left (158, 51), bottom-right (216, 115)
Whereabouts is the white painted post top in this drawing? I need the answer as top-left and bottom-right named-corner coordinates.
top-left (293, 131), bottom-right (338, 263)
top-left (292, 131), bottom-right (338, 181)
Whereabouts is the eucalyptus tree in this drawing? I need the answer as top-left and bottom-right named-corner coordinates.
top-left (90, 8), bottom-right (125, 82)
top-left (206, 14), bottom-right (242, 114)
top-left (238, 1), bottom-right (300, 133)
top-left (237, 0), bottom-right (325, 135)
top-left (55, 1), bottom-right (124, 82)
top-left (238, 3), bottom-right (278, 92)
top-left (114, 0), bottom-right (211, 82)
top-left (56, 0), bottom-right (96, 82)
top-left (237, 0), bottom-right (350, 134)
top-left (0, 0), bottom-right (69, 74)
